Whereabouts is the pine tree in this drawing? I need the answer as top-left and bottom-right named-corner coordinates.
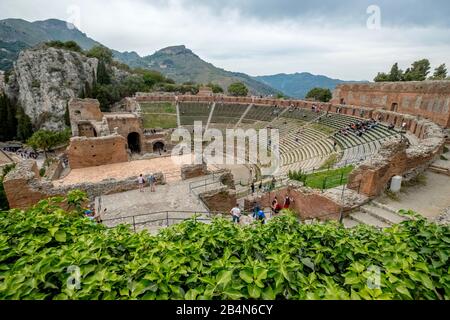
top-left (389, 63), bottom-right (403, 81)
top-left (0, 94), bottom-right (8, 140)
top-left (430, 64), bottom-right (447, 80)
top-left (64, 103), bottom-right (71, 127)
top-left (16, 106), bottom-right (33, 142)
top-left (96, 60), bottom-right (111, 85)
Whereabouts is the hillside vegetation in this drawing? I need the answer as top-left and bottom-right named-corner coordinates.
top-left (0, 192), bottom-right (449, 300)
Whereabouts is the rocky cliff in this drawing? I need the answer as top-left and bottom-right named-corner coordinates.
top-left (6, 45), bottom-right (97, 130)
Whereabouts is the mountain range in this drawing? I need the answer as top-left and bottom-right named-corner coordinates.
top-left (0, 18), bottom-right (360, 97)
top-left (255, 73), bottom-right (364, 99)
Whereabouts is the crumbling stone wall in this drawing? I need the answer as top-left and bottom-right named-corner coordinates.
top-left (181, 163), bottom-right (208, 180)
top-left (200, 188), bottom-right (237, 213)
top-left (348, 119), bottom-right (445, 197)
top-left (245, 186), bottom-right (361, 221)
top-left (69, 98), bottom-right (104, 136)
top-left (3, 159), bottom-right (166, 209)
top-left (67, 135), bottom-right (128, 169)
top-left (331, 81), bottom-right (450, 128)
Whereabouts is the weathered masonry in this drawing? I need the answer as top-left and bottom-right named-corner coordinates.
top-left (331, 81), bottom-right (450, 128)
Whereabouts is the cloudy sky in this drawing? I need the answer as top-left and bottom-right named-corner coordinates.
top-left (1, 0), bottom-right (450, 80)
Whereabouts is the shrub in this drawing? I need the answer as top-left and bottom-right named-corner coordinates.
top-left (0, 198), bottom-right (449, 300)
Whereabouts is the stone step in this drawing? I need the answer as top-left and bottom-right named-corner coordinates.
top-left (349, 211), bottom-right (391, 229)
top-left (429, 165), bottom-right (450, 176)
top-left (361, 205), bottom-right (407, 225)
top-left (342, 218), bottom-right (360, 229)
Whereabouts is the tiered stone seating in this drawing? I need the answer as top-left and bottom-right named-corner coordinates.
top-left (282, 108), bottom-right (324, 122)
top-left (210, 103), bottom-right (248, 124)
top-left (179, 102), bottom-right (212, 126)
top-left (244, 105), bottom-right (281, 122)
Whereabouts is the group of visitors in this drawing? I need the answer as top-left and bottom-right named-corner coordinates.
top-left (2, 147), bottom-right (39, 159)
top-left (271, 194), bottom-right (294, 214)
top-left (336, 118), bottom-right (379, 138)
top-left (230, 203), bottom-right (266, 225)
top-left (137, 173), bottom-right (157, 192)
top-left (229, 191), bottom-right (294, 225)
top-left (143, 129), bottom-right (159, 135)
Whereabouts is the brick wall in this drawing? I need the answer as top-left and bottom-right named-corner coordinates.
top-left (67, 135), bottom-right (128, 169)
top-left (331, 81), bottom-right (450, 128)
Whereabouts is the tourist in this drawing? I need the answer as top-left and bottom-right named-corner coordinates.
top-left (271, 176), bottom-right (276, 190)
top-left (84, 209), bottom-right (95, 221)
top-left (283, 194), bottom-right (294, 209)
top-left (148, 174), bottom-right (156, 192)
top-left (137, 174), bottom-right (146, 192)
top-left (258, 181), bottom-right (263, 192)
top-left (230, 204), bottom-right (241, 224)
top-left (333, 141), bottom-right (337, 151)
top-left (271, 197), bottom-right (279, 214)
top-left (252, 201), bottom-right (260, 219)
top-left (256, 209), bottom-right (266, 224)
top-left (251, 181), bottom-right (255, 195)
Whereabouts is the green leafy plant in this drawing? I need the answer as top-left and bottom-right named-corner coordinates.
top-left (0, 198), bottom-right (449, 300)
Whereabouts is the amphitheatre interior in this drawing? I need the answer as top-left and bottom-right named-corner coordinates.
top-left (2, 83), bottom-right (450, 232)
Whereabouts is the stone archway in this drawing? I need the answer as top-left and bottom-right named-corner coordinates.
top-left (127, 132), bottom-right (141, 153)
top-left (153, 141), bottom-right (165, 154)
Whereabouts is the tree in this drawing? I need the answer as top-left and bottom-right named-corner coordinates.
top-left (86, 46), bottom-right (113, 64)
top-left (227, 82), bottom-right (248, 97)
top-left (26, 129), bottom-right (71, 159)
top-left (389, 63), bottom-right (404, 81)
top-left (45, 40), bottom-right (82, 53)
top-left (16, 106), bottom-right (33, 142)
top-left (64, 103), bottom-right (71, 127)
top-left (403, 59), bottom-right (431, 81)
top-left (429, 64), bottom-right (448, 80)
top-left (374, 72), bottom-right (390, 82)
top-left (0, 94), bottom-right (17, 141)
top-left (305, 88), bottom-right (332, 102)
top-left (96, 60), bottom-right (111, 85)
top-left (206, 83), bottom-right (224, 94)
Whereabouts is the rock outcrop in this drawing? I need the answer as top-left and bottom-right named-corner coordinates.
top-left (6, 45), bottom-right (97, 130)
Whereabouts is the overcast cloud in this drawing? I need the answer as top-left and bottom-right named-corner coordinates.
top-left (1, 0), bottom-right (449, 80)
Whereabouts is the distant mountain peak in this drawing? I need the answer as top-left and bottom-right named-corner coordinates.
top-left (155, 45), bottom-right (197, 57)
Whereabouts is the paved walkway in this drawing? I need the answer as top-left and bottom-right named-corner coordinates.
top-left (377, 171), bottom-right (450, 219)
top-left (54, 154), bottom-right (195, 186)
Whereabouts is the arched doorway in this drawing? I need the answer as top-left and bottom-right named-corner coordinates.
top-left (127, 132), bottom-right (141, 153)
top-left (153, 141), bottom-right (165, 154)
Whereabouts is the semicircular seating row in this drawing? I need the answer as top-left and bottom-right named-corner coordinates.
top-left (141, 102), bottom-right (399, 174)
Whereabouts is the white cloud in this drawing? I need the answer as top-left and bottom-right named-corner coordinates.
top-left (0, 0), bottom-right (449, 80)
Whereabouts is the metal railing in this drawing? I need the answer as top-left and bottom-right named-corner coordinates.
top-left (101, 209), bottom-right (263, 232)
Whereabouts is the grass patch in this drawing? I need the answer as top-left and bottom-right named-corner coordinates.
top-left (443, 146), bottom-right (449, 153)
top-left (289, 165), bottom-right (354, 190)
top-left (140, 102), bottom-right (176, 114)
top-left (143, 114), bottom-right (177, 129)
top-left (440, 155), bottom-right (448, 161)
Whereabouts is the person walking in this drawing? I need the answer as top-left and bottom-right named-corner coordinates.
top-left (148, 174), bottom-right (156, 192)
top-left (252, 201), bottom-right (260, 219)
top-left (230, 204), bottom-right (241, 224)
top-left (251, 181), bottom-right (255, 195)
top-left (137, 174), bottom-right (146, 192)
